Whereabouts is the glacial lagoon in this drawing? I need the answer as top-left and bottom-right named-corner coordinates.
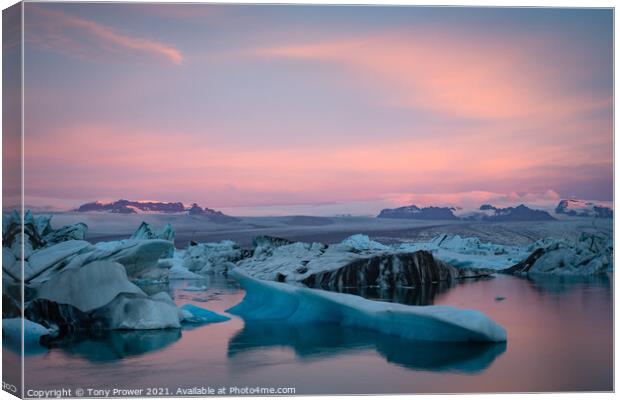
top-left (18, 273), bottom-right (612, 394)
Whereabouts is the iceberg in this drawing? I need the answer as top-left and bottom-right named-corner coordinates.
top-left (61, 239), bottom-right (174, 280)
top-left (3, 318), bottom-right (51, 345)
top-left (180, 304), bottom-right (230, 324)
top-left (400, 234), bottom-right (529, 270)
top-left (227, 270), bottom-right (507, 343)
top-left (92, 294), bottom-right (183, 330)
top-left (169, 266), bottom-right (203, 280)
top-left (25, 240), bottom-right (93, 283)
top-left (182, 240), bottom-right (246, 273)
top-left (503, 232), bottom-right (613, 276)
top-left (3, 211), bottom-right (88, 259)
top-left (237, 235), bottom-right (492, 290)
top-left (36, 261), bottom-right (145, 312)
top-left (130, 222), bottom-right (175, 258)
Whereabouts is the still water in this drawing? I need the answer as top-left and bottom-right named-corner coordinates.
top-left (17, 273), bottom-right (613, 394)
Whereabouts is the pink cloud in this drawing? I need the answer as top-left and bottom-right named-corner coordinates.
top-left (26, 5), bottom-right (183, 65)
top-left (23, 123), bottom-right (610, 208)
top-left (254, 32), bottom-right (611, 121)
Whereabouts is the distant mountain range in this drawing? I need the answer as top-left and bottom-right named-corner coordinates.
top-left (379, 200), bottom-right (613, 221)
top-left (378, 203), bottom-right (556, 221)
top-left (76, 199), bottom-right (238, 222)
top-left (464, 204), bottom-right (556, 222)
top-left (555, 199), bottom-right (613, 219)
top-left (377, 205), bottom-right (460, 220)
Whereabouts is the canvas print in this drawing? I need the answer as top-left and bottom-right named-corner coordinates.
top-left (2, 2), bottom-right (614, 397)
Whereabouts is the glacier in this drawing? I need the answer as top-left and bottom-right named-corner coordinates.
top-left (227, 269), bottom-right (507, 343)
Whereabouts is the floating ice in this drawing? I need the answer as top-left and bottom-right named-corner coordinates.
top-left (130, 222), bottom-right (175, 257)
top-left (183, 240), bottom-right (245, 273)
top-left (3, 318), bottom-right (51, 345)
top-left (401, 234), bottom-right (529, 270)
top-left (237, 235), bottom-right (492, 289)
top-left (504, 232), bottom-right (613, 275)
top-left (227, 270), bottom-right (507, 343)
top-left (180, 304), bottom-right (230, 324)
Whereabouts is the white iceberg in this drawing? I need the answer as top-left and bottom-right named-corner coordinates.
top-left (130, 222), bottom-right (175, 257)
top-left (504, 232), bottom-right (613, 275)
top-left (25, 240), bottom-right (93, 283)
top-left (227, 270), bottom-right (506, 343)
top-left (63, 239), bottom-right (174, 280)
top-left (36, 261), bottom-right (145, 312)
top-left (400, 234), bottom-right (529, 270)
top-left (169, 265), bottom-right (203, 280)
top-left (182, 240), bottom-right (244, 273)
top-left (237, 235), bottom-right (492, 289)
top-left (93, 294), bottom-right (183, 330)
top-left (339, 234), bottom-right (389, 251)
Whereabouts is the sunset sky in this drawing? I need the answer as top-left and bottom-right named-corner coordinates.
top-left (21, 4), bottom-right (613, 215)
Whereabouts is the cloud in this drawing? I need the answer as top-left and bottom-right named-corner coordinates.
top-left (254, 31), bottom-right (611, 121)
top-left (24, 123), bottom-right (612, 208)
top-left (26, 5), bottom-right (183, 65)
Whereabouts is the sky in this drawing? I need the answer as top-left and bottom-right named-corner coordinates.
top-left (19, 4), bottom-right (613, 215)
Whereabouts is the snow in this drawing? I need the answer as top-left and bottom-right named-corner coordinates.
top-left (180, 304), bottom-right (230, 324)
top-left (561, 199), bottom-right (613, 212)
top-left (227, 269), bottom-right (507, 343)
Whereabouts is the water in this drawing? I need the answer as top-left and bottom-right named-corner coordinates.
top-left (17, 273), bottom-right (613, 394)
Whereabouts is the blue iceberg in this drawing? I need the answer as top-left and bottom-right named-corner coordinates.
top-left (227, 270), bottom-right (506, 343)
top-left (180, 304), bottom-right (230, 325)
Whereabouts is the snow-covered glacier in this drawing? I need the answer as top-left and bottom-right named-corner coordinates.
top-left (227, 270), bottom-right (507, 343)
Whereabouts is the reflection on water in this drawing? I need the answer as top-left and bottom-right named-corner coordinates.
top-left (228, 321), bottom-right (505, 374)
top-left (337, 279), bottom-right (458, 305)
top-left (40, 330), bottom-right (182, 363)
top-left (23, 273), bottom-right (613, 393)
top-left (524, 273), bottom-right (612, 294)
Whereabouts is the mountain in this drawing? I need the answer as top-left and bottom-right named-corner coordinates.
top-left (378, 203), bottom-right (555, 222)
top-left (464, 204), bottom-right (556, 222)
top-left (76, 199), bottom-right (238, 222)
top-left (76, 199), bottom-right (185, 214)
top-left (555, 199), bottom-right (613, 219)
top-left (186, 203), bottom-right (239, 222)
top-left (377, 205), bottom-right (459, 220)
